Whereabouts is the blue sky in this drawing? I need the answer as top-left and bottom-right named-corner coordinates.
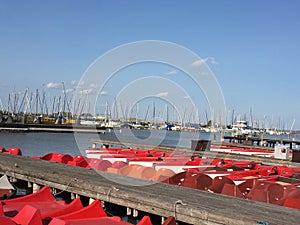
top-left (0, 1), bottom-right (300, 129)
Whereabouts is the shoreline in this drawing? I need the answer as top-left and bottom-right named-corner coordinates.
top-left (0, 123), bottom-right (106, 133)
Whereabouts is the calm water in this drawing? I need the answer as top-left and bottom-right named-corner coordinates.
top-left (0, 129), bottom-right (299, 156)
top-left (0, 129), bottom-right (212, 156)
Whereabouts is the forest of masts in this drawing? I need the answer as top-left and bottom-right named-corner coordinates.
top-left (0, 87), bottom-right (294, 132)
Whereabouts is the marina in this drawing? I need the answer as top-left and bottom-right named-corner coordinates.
top-left (1, 1), bottom-right (300, 225)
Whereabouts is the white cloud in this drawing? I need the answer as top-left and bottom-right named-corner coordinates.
top-left (73, 80), bottom-right (85, 87)
top-left (155, 92), bottom-right (168, 97)
top-left (100, 91), bottom-right (108, 95)
top-left (192, 59), bottom-right (207, 66)
top-left (65, 88), bottom-right (74, 93)
top-left (209, 57), bottom-right (219, 65)
top-left (183, 95), bottom-right (190, 99)
top-left (46, 82), bottom-right (62, 89)
top-left (165, 70), bottom-right (177, 75)
top-left (90, 83), bottom-right (98, 88)
top-left (191, 57), bottom-right (218, 66)
top-left (80, 89), bottom-right (94, 94)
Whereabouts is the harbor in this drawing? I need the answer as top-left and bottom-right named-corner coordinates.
top-left (1, 1), bottom-right (300, 224)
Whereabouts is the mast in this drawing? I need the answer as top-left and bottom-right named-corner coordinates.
top-left (144, 104), bottom-right (150, 121)
top-left (7, 93), bottom-right (11, 113)
top-left (250, 107), bottom-right (253, 128)
top-left (13, 92), bottom-right (18, 115)
top-left (205, 110), bottom-right (208, 125)
top-left (52, 96), bottom-right (56, 116)
top-left (136, 103), bottom-right (139, 123)
top-left (18, 88), bottom-right (28, 114)
top-left (35, 89), bottom-right (39, 116)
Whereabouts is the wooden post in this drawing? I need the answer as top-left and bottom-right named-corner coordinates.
top-left (127, 207), bottom-right (132, 215)
top-left (51, 187), bottom-right (57, 195)
top-left (89, 198), bottom-right (95, 204)
top-left (33, 183), bottom-right (41, 193)
top-left (71, 192), bottom-right (76, 200)
top-left (133, 209), bottom-right (138, 217)
top-left (9, 176), bottom-right (17, 183)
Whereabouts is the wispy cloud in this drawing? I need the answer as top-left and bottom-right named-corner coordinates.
top-left (71, 80), bottom-right (85, 87)
top-left (192, 59), bottom-right (207, 66)
top-left (90, 83), bottom-right (98, 88)
top-left (209, 57), bottom-right (218, 65)
top-left (183, 95), bottom-right (190, 99)
top-left (80, 89), bottom-right (94, 94)
top-left (46, 82), bottom-right (62, 89)
top-left (155, 92), bottom-right (168, 97)
top-left (65, 88), bottom-right (74, 93)
top-left (100, 91), bottom-right (108, 95)
top-left (191, 57), bottom-right (218, 66)
top-left (165, 70), bottom-right (177, 75)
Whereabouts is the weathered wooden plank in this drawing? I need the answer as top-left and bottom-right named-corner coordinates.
top-left (0, 153), bottom-right (299, 225)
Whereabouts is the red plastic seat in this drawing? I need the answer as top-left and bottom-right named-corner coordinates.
top-left (67, 156), bottom-right (89, 168)
top-left (49, 217), bottom-right (131, 225)
top-left (162, 216), bottom-right (176, 225)
top-left (2, 186), bottom-right (65, 217)
top-left (221, 183), bottom-right (244, 198)
top-left (36, 153), bottom-right (73, 164)
top-left (283, 197), bottom-right (300, 209)
top-left (111, 161), bottom-right (128, 169)
top-left (137, 216), bottom-right (152, 225)
top-left (57, 200), bottom-right (106, 220)
top-left (12, 205), bottom-right (42, 225)
top-left (6, 148), bottom-right (22, 156)
top-left (86, 159), bottom-right (112, 171)
top-left (42, 198), bottom-right (83, 219)
top-left (3, 186), bottom-right (55, 204)
top-left (210, 176), bottom-right (235, 193)
top-left (0, 215), bottom-right (15, 225)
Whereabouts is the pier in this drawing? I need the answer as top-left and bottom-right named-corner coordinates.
top-left (1, 153), bottom-right (300, 224)
top-left (0, 123), bottom-right (106, 133)
top-left (223, 135), bottom-right (300, 149)
top-left (90, 138), bottom-right (300, 167)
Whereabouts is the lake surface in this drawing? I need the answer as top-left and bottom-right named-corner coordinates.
top-left (0, 129), bottom-right (299, 156)
top-left (0, 129), bottom-right (213, 156)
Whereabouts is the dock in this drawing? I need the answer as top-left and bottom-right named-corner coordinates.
top-left (0, 123), bottom-right (106, 133)
top-left (223, 135), bottom-right (300, 149)
top-left (90, 138), bottom-right (300, 168)
top-left (1, 153), bottom-right (300, 224)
